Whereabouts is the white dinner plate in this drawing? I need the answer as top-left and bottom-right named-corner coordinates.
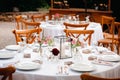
top-left (101, 55), bottom-right (120, 62)
top-left (0, 51), bottom-right (16, 59)
top-left (15, 62), bottom-right (41, 71)
top-left (70, 63), bottom-right (96, 72)
top-left (5, 45), bottom-right (21, 51)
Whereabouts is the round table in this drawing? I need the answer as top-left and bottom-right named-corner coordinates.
top-left (41, 21), bottom-right (104, 45)
top-left (0, 45), bottom-right (120, 80)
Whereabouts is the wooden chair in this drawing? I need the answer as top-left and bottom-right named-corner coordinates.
top-left (22, 20), bottom-right (41, 29)
top-left (15, 15), bottom-right (24, 29)
top-left (0, 66), bottom-right (16, 80)
top-left (80, 73), bottom-right (120, 80)
top-left (114, 22), bottom-right (120, 54)
top-left (101, 15), bottom-right (115, 38)
top-left (97, 16), bottom-right (116, 51)
top-left (15, 15), bottom-right (40, 30)
top-left (12, 28), bottom-right (42, 44)
top-left (63, 22), bottom-right (89, 30)
top-left (104, 22), bottom-right (120, 54)
top-left (31, 13), bottom-right (50, 22)
top-left (64, 29), bottom-right (94, 45)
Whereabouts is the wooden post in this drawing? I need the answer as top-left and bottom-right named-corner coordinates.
top-left (108, 0), bottom-right (111, 11)
top-left (51, 0), bottom-right (53, 8)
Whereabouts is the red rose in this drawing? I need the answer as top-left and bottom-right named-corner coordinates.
top-left (51, 48), bottom-right (60, 56)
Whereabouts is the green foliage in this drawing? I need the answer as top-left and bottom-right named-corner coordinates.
top-left (0, 0), bottom-right (50, 12)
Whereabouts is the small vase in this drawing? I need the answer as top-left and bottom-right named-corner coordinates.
top-left (53, 56), bottom-right (59, 63)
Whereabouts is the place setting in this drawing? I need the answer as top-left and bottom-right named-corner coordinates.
top-left (0, 50), bottom-right (17, 59)
top-left (69, 62), bottom-right (96, 72)
top-left (14, 61), bottom-right (41, 71)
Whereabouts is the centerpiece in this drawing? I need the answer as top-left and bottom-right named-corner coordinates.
top-left (54, 35), bottom-right (72, 59)
top-left (37, 36), bottom-right (54, 56)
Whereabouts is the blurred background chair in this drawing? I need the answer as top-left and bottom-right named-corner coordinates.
top-left (12, 28), bottom-right (42, 44)
top-left (15, 15), bottom-right (25, 30)
top-left (0, 66), bottom-right (16, 80)
top-left (15, 15), bottom-right (40, 30)
top-left (21, 20), bottom-right (41, 29)
top-left (31, 13), bottom-right (50, 22)
top-left (113, 22), bottom-right (120, 54)
top-left (97, 16), bottom-right (115, 51)
top-left (80, 73), bottom-right (120, 80)
top-left (64, 29), bottom-right (94, 46)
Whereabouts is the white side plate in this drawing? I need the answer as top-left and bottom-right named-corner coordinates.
top-left (5, 45), bottom-right (21, 51)
top-left (70, 63), bottom-right (96, 72)
top-left (0, 51), bottom-right (16, 59)
top-left (15, 62), bottom-right (41, 71)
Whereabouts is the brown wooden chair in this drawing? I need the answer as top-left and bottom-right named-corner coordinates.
top-left (80, 73), bottom-right (120, 80)
top-left (15, 15), bottom-right (24, 29)
top-left (63, 22), bottom-right (89, 30)
top-left (15, 15), bottom-right (40, 30)
top-left (0, 66), bottom-right (16, 80)
top-left (97, 16), bottom-right (116, 51)
top-left (64, 29), bottom-right (94, 46)
top-left (21, 20), bottom-right (41, 29)
top-left (114, 22), bottom-right (120, 54)
top-left (31, 13), bottom-right (50, 22)
top-left (12, 28), bottom-right (42, 44)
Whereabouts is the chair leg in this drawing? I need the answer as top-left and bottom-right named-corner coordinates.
top-left (110, 44), bottom-right (114, 51)
top-left (117, 44), bottom-right (120, 55)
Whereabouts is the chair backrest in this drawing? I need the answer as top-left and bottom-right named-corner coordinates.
top-left (31, 13), bottom-right (50, 22)
top-left (15, 15), bottom-right (40, 30)
top-left (0, 66), bottom-right (16, 80)
top-left (80, 73), bottom-right (120, 80)
top-left (22, 20), bottom-right (41, 29)
top-left (64, 29), bottom-right (94, 45)
top-left (12, 28), bottom-right (42, 44)
top-left (101, 15), bottom-right (115, 34)
top-left (63, 22), bottom-right (89, 30)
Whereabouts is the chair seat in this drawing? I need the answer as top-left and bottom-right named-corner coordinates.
top-left (98, 38), bottom-right (117, 44)
top-left (105, 33), bottom-right (118, 40)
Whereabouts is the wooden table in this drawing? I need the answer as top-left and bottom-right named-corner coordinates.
top-left (49, 8), bottom-right (113, 23)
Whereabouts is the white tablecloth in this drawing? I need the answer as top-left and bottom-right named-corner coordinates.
top-left (0, 46), bottom-right (120, 80)
top-left (41, 21), bottom-right (104, 45)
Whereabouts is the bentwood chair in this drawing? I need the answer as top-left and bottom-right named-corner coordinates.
top-left (12, 28), bottom-right (42, 44)
top-left (80, 73), bottom-right (120, 80)
top-left (15, 15), bottom-right (40, 30)
top-left (31, 13), bottom-right (50, 22)
top-left (104, 22), bottom-right (120, 54)
top-left (64, 29), bottom-right (94, 46)
top-left (63, 22), bottom-right (89, 30)
top-left (0, 66), bottom-right (16, 80)
top-left (97, 16), bottom-right (116, 51)
top-left (21, 20), bottom-right (41, 29)
top-left (15, 15), bottom-right (24, 29)
top-left (114, 22), bottom-right (120, 54)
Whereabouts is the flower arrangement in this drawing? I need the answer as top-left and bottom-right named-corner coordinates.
top-left (51, 48), bottom-right (60, 56)
top-left (54, 13), bottom-right (60, 20)
top-left (68, 37), bottom-right (81, 48)
top-left (37, 36), bottom-right (54, 46)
